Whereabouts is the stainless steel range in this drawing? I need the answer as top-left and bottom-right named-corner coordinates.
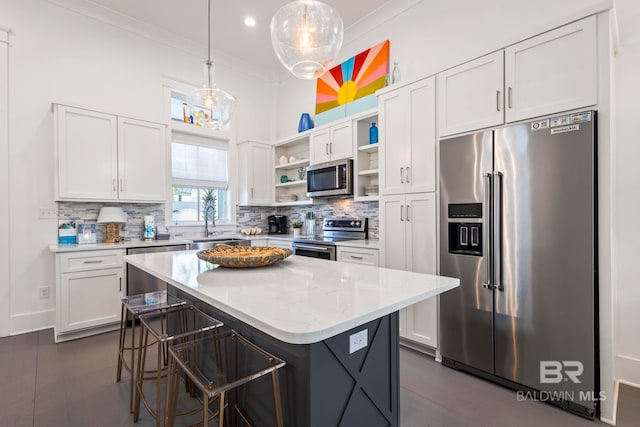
top-left (292, 217), bottom-right (368, 261)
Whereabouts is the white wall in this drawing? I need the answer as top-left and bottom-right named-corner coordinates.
top-left (0, 29), bottom-right (9, 337)
top-left (613, 0), bottom-right (640, 389)
top-left (0, 0), bottom-right (276, 333)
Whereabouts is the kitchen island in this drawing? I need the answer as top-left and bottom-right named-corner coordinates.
top-left (124, 250), bottom-right (458, 427)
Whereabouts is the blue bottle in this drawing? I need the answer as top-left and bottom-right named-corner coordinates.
top-left (369, 122), bottom-right (378, 144)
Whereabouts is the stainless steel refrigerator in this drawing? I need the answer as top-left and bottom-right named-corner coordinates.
top-left (439, 111), bottom-right (598, 419)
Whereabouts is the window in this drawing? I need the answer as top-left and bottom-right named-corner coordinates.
top-left (171, 132), bottom-right (229, 224)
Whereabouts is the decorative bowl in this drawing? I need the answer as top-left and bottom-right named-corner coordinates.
top-left (197, 245), bottom-right (292, 268)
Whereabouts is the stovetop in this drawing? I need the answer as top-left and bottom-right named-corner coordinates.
top-left (293, 217), bottom-right (368, 245)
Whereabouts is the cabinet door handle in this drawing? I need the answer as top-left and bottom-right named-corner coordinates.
top-left (406, 204), bottom-right (411, 221)
top-left (400, 167), bottom-right (405, 184)
top-left (119, 277), bottom-right (122, 292)
top-left (496, 90), bottom-right (501, 111)
top-left (400, 205), bottom-right (404, 221)
top-left (350, 255), bottom-right (364, 260)
top-left (83, 260), bottom-right (103, 264)
top-left (325, 143), bottom-right (329, 155)
top-left (330, 142), bottom-right (333, 154)
top-left (508, 87), bottom-right (513, 109)
top-left (119, 179), bottom-right (124, 192)
top-left (406, 166), bottom-right (411, 183)
top-left (251, 187), bottom-right (254, 197)
top-left (112, 179), bottom-right (116, 192)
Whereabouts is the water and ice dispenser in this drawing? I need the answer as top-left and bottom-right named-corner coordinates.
top-left (447, 203), bottom-right (483, 256)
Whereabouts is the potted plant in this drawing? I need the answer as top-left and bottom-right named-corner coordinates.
top-left (291, 220), bottom-right (303, 237)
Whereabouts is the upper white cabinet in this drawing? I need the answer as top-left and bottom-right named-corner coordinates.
top-left (117, 117), bottom-right (167, 201)
top-left (504, 15), bottom-right (597, 123)
top-left (238, 141), bottom-right (273, 206)
top-left (437, 51), bottom-right (505, 137)
top-left (310, 121), bottom-right (352, 164)
top-left (379, 77), bottom-right (436, 196)
top-left (437, 16), bottom-right (597, 137)
top-left (54, 105), bottom-right (167, 202)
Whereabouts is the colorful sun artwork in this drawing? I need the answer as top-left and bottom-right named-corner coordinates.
top-left (315, 40), bottom-right (390, 126)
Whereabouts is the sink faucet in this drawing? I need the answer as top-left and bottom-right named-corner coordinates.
top-left (203, 205), bottom-right (216, 237)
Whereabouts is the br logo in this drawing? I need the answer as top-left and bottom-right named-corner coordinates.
top-left (540, 361), bottom-right (584, 384)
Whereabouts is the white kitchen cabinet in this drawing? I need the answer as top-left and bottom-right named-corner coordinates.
top-left (436, 16), bottom-right (597, 137)
top-left (238, 141), bottom-right (273, 206)
top-left (379, 77), bottom-right (436, 196)
top-left (380, 192), bottom-right (438, 348)
top-left (310, 121), bottom-right (352, 164)
top-left (437, 51), bottom-right (505, 137)
top-left (55, 249), bottom-right (124, 342)
top-left (54, 105), bottom-right (167, 202)
top-left (55, 105), bottom-right (119, 200)
top-left (117, 117), bottom-right (167, 201)
top-left (337, 247), bottom-right (379, 266)
top-left (505, 15), bottom-right (597, 123)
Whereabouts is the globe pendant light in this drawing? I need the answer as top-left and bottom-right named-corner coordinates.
top-left (270, 0), bottom-right (344, 80)
top-left (188, 0), bottom-right (235, 130)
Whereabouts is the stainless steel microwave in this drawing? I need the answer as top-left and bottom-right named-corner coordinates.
top-left (306, 159), bottom-right (353, 198)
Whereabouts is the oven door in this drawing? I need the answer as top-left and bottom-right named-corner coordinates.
top-left (292, 243), bottom-right (336, 261)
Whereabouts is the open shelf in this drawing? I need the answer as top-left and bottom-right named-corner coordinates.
top-left (358, 168), bottom-right (379, 176)
top-left (275, 159), bottom-right (310, 170)
top-left (358, 143), bottom-right (379, 153)
top-left (275, 180), bottom-right (306, 188)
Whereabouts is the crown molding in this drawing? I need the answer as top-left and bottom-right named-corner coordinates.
top-left (45, 0), bottom-right (277, 81)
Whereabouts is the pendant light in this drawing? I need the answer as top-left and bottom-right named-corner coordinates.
top-left (270, 0), bottom-right (344, 80)
top-left (188, 0), bottom-right (235, 130)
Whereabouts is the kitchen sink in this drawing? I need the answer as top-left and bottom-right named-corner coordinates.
top-left (190, 238), bottom-right (250, 250)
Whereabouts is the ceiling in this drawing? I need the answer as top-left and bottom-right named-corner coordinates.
top-left (84, 0), bottom-right (392, 73)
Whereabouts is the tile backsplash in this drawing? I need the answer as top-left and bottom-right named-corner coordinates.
top-left (237, 200), bottom-right (380, 239)
top-left (59, 199), bottom-right (380, 242)
top-left (58, 202), bottom-right (165, 242)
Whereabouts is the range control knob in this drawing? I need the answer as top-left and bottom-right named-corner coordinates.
top-left (327, 221), bottom-right (333, 226)
top-left (350, 221), bottom-right (356, 226)
top-left (355, 221), bottom-right (361, 227)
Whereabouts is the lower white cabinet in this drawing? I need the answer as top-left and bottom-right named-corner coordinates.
top-left (380, 192), bottom-right (438, 349)
top-left (56, 249), bottom-right (124, 341)
top-left (337, 247), bottom-right (379, 266)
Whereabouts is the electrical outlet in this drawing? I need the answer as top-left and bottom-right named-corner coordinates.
top-left (39, 286), bottom-right (50, 299)
top-left (349, 329), bottom-right (368, 354)
top-left (261, 212), bottom-right (266, 220)
top-left (38, 206), bottom-right (58, 219)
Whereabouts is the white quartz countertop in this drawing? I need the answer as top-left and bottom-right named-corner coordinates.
top-left (49, 239), bottom-right (193, 252)
top-left (124, 250), bottom-right (458, 345)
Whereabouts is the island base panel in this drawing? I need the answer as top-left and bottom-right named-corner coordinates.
top-left (171, 286), bottom-right (399, 427)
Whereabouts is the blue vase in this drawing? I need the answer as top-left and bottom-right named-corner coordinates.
top-left (298, 113), bottom-right (313, 133)
top-left (369, 122), bottom-right (378, 144)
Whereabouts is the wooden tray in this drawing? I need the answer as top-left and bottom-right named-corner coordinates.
top-left (196, 245), bottom-right (292, 268)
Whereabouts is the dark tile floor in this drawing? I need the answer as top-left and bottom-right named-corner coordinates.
top-left (0, 329), bottom-right (638, 426)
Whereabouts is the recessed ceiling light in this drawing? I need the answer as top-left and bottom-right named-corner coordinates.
top-left (244, 16), bottom-right (256, 27)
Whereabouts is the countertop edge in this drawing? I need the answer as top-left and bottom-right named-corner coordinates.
top-left (124, 254), bottom-right (458, 345)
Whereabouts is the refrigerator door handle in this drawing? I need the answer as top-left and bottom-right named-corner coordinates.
top-left (482, 173), bottom-right (493, 290)
top-left (493, 171), bottom-right (504, 292)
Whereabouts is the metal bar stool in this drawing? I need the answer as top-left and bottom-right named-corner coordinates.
top-left (117, 291), bottom-right (187, 412)
top-left (134, 304), bottom-right (224, 426)
top-left (165, 330), bottom-right (286, 427)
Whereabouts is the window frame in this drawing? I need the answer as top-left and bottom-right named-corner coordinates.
top-left (162, 78), bottom-right (237, 228)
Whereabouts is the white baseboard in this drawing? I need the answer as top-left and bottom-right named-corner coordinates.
top-left (9, 309), bottom-right (55, 335)
top-left (616, 355), bottom-right (640, 387)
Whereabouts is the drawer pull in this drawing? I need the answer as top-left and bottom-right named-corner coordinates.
top-left (350, 255), bottom-right (364, 260)
top-left (83, 260), bottom-right (103, 264)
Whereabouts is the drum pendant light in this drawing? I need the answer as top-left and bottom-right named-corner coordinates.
top-left (188, 0), bottom-right (235, 130)
top-left (270, 0), bottom-right (344, 80)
